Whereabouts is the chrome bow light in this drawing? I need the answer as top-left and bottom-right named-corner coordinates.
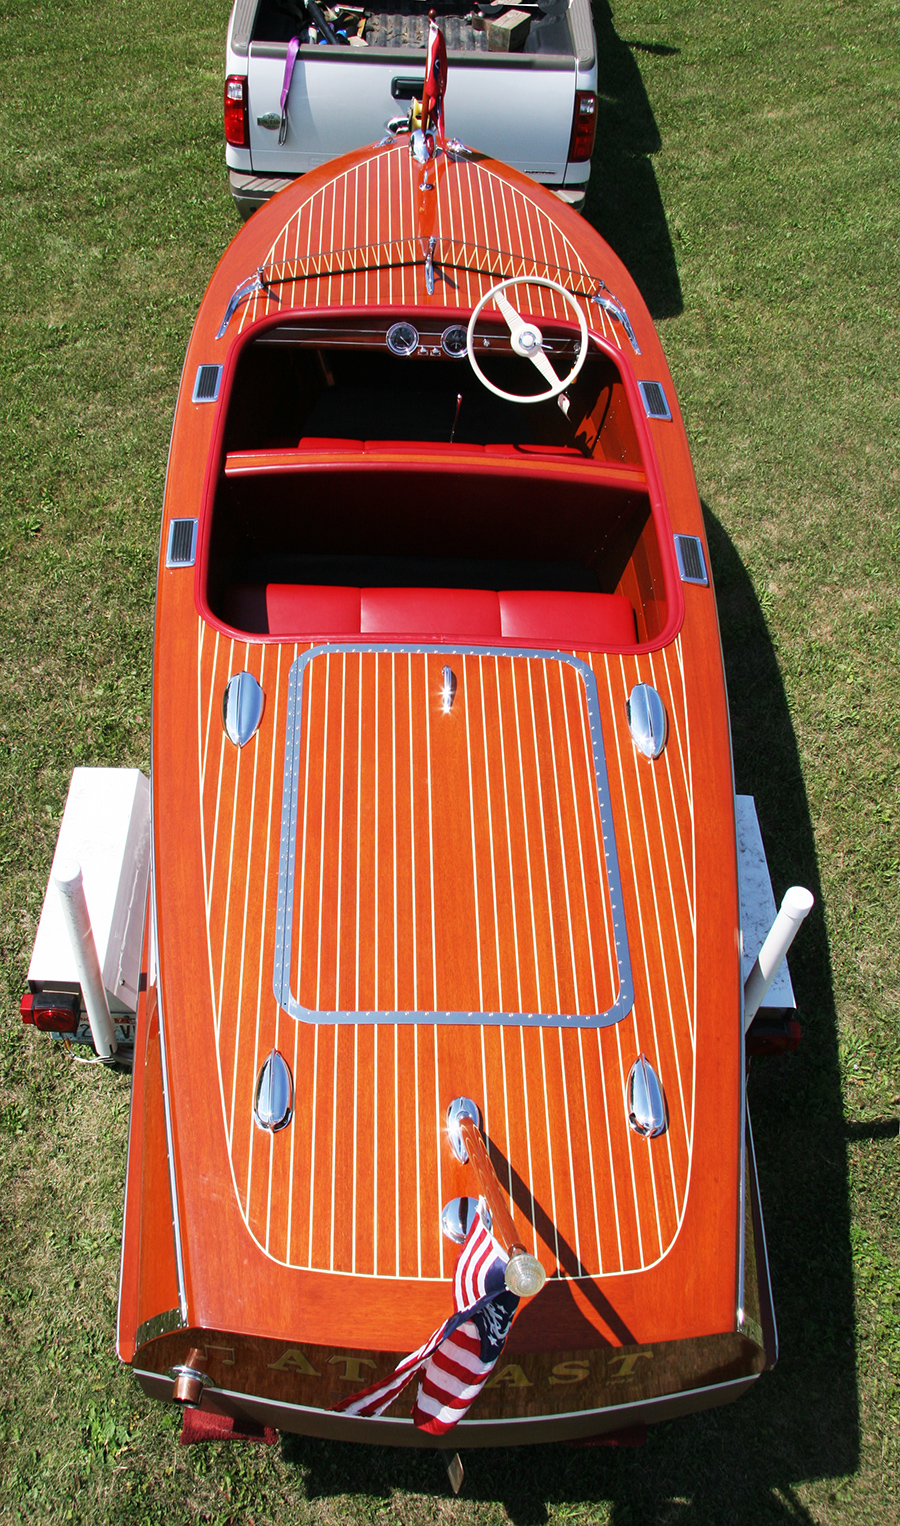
top-left (253, 1049), bottom-right (294, 1132)
top-left (223, 671), bottom-right (265, 747)
top-left (626, 682), bottom-right (667, 759)
top-left (625, 1054), bottom-right (668, 1138)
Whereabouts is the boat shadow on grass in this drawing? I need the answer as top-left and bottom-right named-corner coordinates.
top-left (279, 510), bottom-right (858, 1522)
top-left (582, 0), bottom-right (683, 322)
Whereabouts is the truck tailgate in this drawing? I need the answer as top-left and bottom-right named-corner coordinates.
top-left (247, 50), bottom-right (576, 182)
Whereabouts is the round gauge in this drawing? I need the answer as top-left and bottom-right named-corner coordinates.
top-left (386, 321), bottom-right (420, 357)
top-left (440, 324), bottom-right (468, 358)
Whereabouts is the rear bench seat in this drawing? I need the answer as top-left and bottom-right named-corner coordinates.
top-left (226, 584), bottom-right (636, 649)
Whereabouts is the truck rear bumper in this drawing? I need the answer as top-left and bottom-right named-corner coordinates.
top-left (229, 168), bottom-right (585, 221)
top-left (229, 169), bottom-right (295, 220)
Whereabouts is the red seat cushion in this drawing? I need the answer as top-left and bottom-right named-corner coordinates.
top-left (360, 587), bottom-right (502, 639)
top-left (363, 440), bottom-right (485, 454)
top-left (483, 443), bottom-right (586, 458)
top-left (296, 437), bottom-right (364, 452)
top-left (266, 584), bottom-right (361, 636)
top-left (499, 590), bottom-right (636, 648)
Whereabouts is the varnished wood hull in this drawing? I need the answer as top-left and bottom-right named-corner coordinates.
top-left (118, 137), bottom-right (769, 1442)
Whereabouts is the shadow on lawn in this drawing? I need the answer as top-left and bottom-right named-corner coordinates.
top-left (280, 512), bottom-right (858, 1521)
top-left (582, 0), bottom-right (683, 320)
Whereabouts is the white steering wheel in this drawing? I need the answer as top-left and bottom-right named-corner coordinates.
top-left (465, 276), bottom-right (589, 404)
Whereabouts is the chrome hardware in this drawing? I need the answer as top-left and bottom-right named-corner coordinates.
top-left (253, 1048), bottom-right (294, 1132)
top-left (165, 518), bottom-right (198, 569)
top-left (386, 321), bottom-right (419, 357)
top-left (170, 1362), bottom-right (208, 1390)
top-left (626, 1055), bottom-right (668, 1138)
top-left (674, 533), bottom-right (709, 586)
top-left (191, 364), bottom-right (222, 404)
top-left (441, 1196), bottom-right (481, 1243)
top-left (424, 235), bottom-right (436, 295)
top-left (376, 114), bottom-right (409, 146)
top-left (135, 1307), bottom-right (184, 1348)
top-left (445, 137), bottom-right (474, 161)
top-left (446, 1097), bottom-right (480, 1162)
top-left (638, 378), bottom-right (672, 420)
top-left (591, 293), bottom-right (641, 354)
top-left (410, 128), bottom-right (435, 165)
top-left (441, 665), bottom-right (457, 713)
top-left (171, 1347), bottom-right (210, 1405)
top-left (449, 391), bottom-right (463, 444)
top-left (257, 112), bottom-right (281, 130)
top-left (223, 671), bottom-right (265, 747)
top-left (216, 266), bottom-right (280, 340)
top-left (626, 683), bottom-right (667, 760)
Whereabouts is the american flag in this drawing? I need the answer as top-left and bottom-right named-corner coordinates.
top-left (422, 19), bottom-right (448, 149)
top-left (333, 1209), bottom-right (519, 1434)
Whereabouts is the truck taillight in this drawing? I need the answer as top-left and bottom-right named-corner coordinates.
top-left (225, 75), bottom-right (249, 148)
top-left (20, 992), bottom-right (80, 1034)
top-left (568, 91), bottom-right (597, 164)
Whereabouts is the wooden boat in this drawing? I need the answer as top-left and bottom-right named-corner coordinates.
top-left (48, 38), bottom-right (808, 1449)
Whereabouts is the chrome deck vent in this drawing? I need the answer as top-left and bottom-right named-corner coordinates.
top-left (191, 364), bottom-right (222, 403)
top-left (626, 1055), bottom-right (668, 1138)
top-left (223, 671), bottom-right (265, 746)
top-left (638, 379), bottom-right (672, 421)
top-left (674, 534), bottom-right (709, 586)
top-left (626, 683), bottom-right (667, 759)
top-left (441, 1197), bottom-right (481, 1244)
top-left (253, 1049), bottom-right (294, 1132)
top-left (165, 518), bottom-right (198, 568)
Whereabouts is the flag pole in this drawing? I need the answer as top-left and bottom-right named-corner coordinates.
top-left (447, 1098), bottom-right (546, 1295)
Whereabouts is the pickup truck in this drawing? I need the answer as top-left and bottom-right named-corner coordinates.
top-left (225, 0), bottom-right (598, 218)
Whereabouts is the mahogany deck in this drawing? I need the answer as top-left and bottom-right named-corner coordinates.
top-left (120, 137), bottom-right (751, 1434)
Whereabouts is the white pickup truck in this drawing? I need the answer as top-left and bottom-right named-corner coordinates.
top-left (225, 0), bottom-right (598, 218)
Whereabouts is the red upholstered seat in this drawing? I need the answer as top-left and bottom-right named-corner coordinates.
top-left (483, 443), bottom-right (586, 458)
top-left (228, 584), bottom-right (636, 649)
top-left (360, 587), bottom-right (502, 639)
top-left (363, 440), bottom-right (485, 454)
top-left (499, 590), bottom-right (636, 647)
top-left (266, 584), bottom-right (361, 635)
top-left (296, 437), bottom-right (364, 451)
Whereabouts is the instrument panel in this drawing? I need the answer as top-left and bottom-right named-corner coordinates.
top-left (255, 318), bottom-right (583, 360)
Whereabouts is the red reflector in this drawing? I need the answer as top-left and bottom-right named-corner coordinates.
top-left (20, 992), bottom-right (80, 1034)
top-left (568, 91), bottom-right (597, 164)
top-left (225, 75), bottom-right (249, 148)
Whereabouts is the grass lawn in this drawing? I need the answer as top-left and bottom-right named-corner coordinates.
top-left (0, 0), bottom-right (897, 1520)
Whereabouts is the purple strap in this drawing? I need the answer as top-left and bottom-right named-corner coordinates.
top-left (279, 36), bottom-right (300, 143)
top-left (280, 36), bottom-right (300, 113)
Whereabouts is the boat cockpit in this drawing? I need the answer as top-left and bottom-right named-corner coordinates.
top-left (201, 310), bottom-right (674, 652)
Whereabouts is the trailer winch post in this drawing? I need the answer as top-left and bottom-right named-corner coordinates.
top-left (53, 858), bottom-right (118, 1059)
top-left (743, 885), bottom-right (814, 1032)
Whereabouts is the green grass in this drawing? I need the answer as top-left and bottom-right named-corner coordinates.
top-left (1, 0), bottom-right (898, 1519)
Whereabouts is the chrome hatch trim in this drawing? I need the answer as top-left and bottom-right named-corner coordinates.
top-left (273, 643), bottom-right (634, 1029)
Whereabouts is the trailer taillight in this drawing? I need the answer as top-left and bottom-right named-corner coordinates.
top-left (568, 91), bottom-right (597, 164)
top-left (20, 992), bottom-right (80, 1034)
top-left (225, 75), bottom-right (249, 148)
